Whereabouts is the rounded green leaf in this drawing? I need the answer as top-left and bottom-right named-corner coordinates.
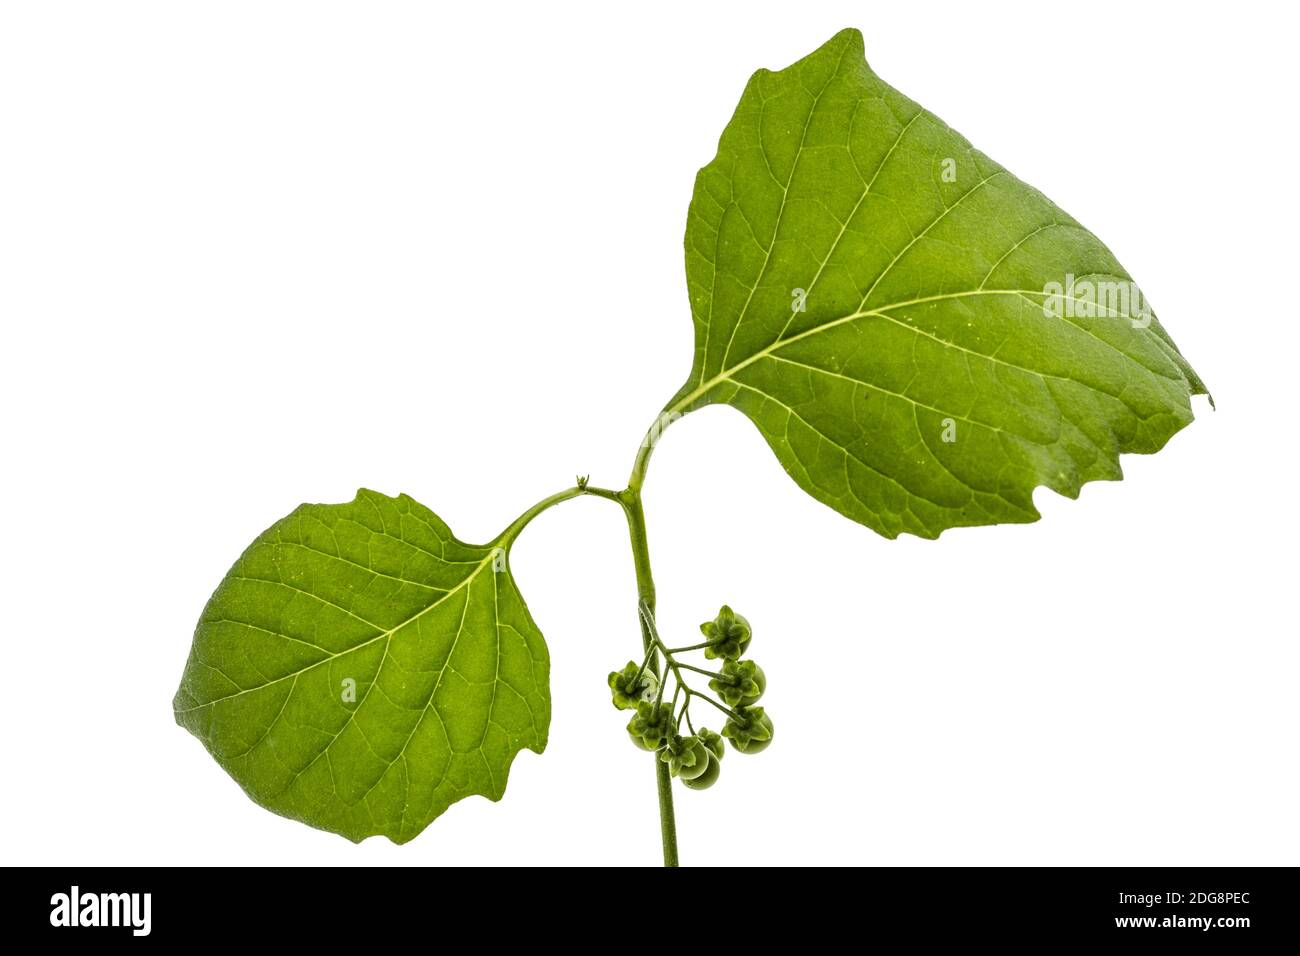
top-left (172, 489), bottom-right (549, 843)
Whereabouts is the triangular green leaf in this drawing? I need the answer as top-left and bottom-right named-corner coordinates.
top-left (672, 28), bottom-right (1207, 538)
top-left (173, 489), bottom-right (549, 843)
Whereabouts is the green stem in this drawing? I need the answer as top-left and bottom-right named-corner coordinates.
top-left (666, 641), bottom-right (715, 654)
top-left (629, 408), bottom-right (680, 494)
top-left (639, 605), bottom-right (717, 696)
top-left (630, 641), bottom-right (658, 692)
top-left (490, 474), bottom-right (680, 866)
top-left (694, 691), bottom-right (743, 721)
top-left (620, 491), bottom-right (679, 867)
top-left (675, 661), bottom-right (726, 680)
top-left (493, 483), bottom-right (621, 547)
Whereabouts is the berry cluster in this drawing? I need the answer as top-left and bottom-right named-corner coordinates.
top-left (607, 603), bottom-right (773, 790)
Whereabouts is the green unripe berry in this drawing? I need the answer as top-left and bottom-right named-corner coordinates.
top-left (709, 659), bottom-right (766, 707)
top-left (627, 728), bottom-right (659, 751)
top-left (681, 751), bottom-right (720, 790)
top-left (626, 700), bottom-right (674, 751)
top-left (660, 734), bottom-right (712, 780)
top-left (723, 705), bottom-right (774, 754)
top-left (697, 727), bottom-right (725, 761)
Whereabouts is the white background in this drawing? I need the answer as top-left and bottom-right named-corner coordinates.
top-left (2, 1), bottom-right (1295, 867)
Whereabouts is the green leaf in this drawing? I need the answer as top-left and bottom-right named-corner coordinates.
top-left (172, 489), bottom-right (549, 844)
top-left (671, 28), bottom-right (1207, 539)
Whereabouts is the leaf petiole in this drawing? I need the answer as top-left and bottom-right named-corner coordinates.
top-left (493, 482), bottom-right (623, 548)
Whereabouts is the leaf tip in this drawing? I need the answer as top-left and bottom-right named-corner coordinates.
top-left (791, 28), bottom-right (866, 75)
top-left (831, 27), bottom-right (865, 54)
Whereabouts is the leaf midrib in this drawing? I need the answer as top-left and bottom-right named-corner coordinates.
top-left (671, 284), bottom-right (1177, 420)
